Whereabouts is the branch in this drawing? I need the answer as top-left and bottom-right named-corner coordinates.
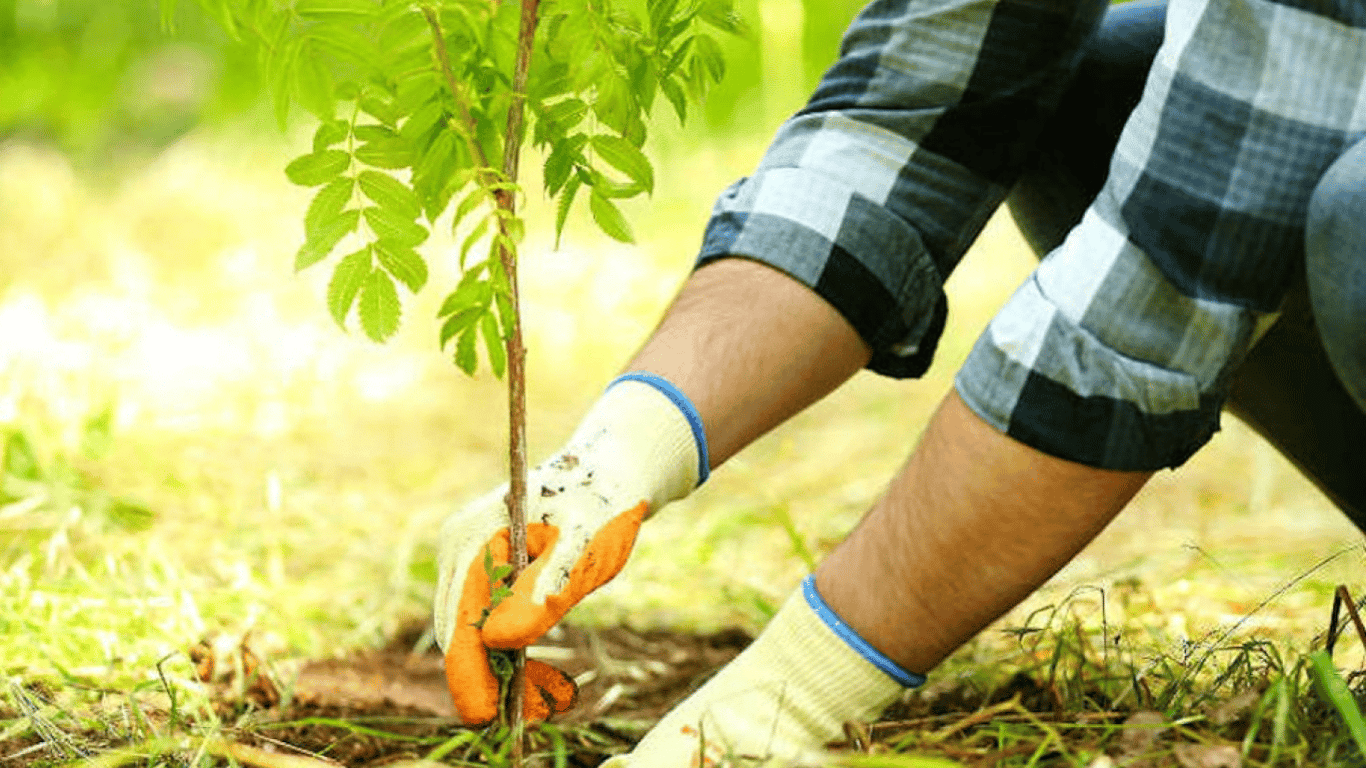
top-left (422, 5), bottom-right (494, 172)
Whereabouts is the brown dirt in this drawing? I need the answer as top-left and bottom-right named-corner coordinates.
top-left (222, 621), bottom-right (750, 766)
top-left (286, 620), bottom-right (751, 726)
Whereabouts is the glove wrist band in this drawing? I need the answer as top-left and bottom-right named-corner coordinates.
top-left (802, 574), bottom-right (926, 688)
top-left (608, 371), bottom-right (710, 486)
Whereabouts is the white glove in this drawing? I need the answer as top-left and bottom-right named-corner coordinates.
top-left (434, 373), bottom-right (709, 724)
top-left (604, 576), bottom-right (924, 767)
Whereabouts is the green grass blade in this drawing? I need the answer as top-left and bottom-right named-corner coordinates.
top-left (1309, 650), bottom-right (1366, 755)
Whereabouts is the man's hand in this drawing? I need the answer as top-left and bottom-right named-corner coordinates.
top-left (602, 578), bottom-right (920, 767)
top-left (433, 374), bottom-right (707, 725)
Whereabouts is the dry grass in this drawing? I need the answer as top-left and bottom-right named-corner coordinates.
top-left (1, 122), bottom-right (1364, 764)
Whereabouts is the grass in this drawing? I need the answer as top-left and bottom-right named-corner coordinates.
top-left (1, 123), bottom-right (1365, 766)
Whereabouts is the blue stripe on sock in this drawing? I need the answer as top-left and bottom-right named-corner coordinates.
top-left (609, 372), bottom-right (710, 486)
top-left (802, 574), bottom-right (926, 688)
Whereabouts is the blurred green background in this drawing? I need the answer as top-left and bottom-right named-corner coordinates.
top-left (0, 0), bottom-right (870, 159)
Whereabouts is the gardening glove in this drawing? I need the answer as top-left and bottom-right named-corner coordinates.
top-left (434, 373), bottom-right (709, 725)
top-left (602, 576), bottom-right (925, 767)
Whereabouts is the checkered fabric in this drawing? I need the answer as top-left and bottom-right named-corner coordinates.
top-left (698, 0), bottom-right (1366, 471)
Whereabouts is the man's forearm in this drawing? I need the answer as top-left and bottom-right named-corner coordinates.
top-left (626, 257), bottom-right (872, 467)
top-left (817, 391), bottom-right (1152, 674)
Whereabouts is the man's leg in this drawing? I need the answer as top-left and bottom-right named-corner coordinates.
top-left (816, 392), bottom-right (1149, 673)
top-left (1008, 0), bottom-right (1366, 527)
top-left (1307, 138), bottom-right (1366, 413)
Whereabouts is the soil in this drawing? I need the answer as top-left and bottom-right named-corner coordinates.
top-left (217, 620), bottom-right (752, 766)
top-left (0, 619), bottom-right (1328, 767)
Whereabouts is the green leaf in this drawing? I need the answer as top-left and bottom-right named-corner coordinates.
top-left (698, 0), bottom-right (750, 35)
top-left (353, 124), bottom-right (398, 143)
top-left (593, 75), bottom-right (633, 135)
top-left (364, 206), bottom-right (428, 247)
top-left (355, 138), bottom-right (413, 169)
top-left (589, 190), bottom-right (634, 243)
top-left (591, 135), bottom-right (654, 194)
top-left (309, 25), bottom-right (380, 68)
top-left (459, 216), bottom-right (491, 269)
top-left (539, 98), bottom-right (588, 136)
top-left (295, 0), bottom-right (377, 19)
top-left (401, 100), bottom-right (446, 143)
top-left (359, 269), bottom-right (401, 342)
top-left (554, 176), bottom-right (582, 248)
top-left (305, 177), bottom-right (355, 238)
top-left (452, 185), bottom-right (490, 232)
top-left (543, 134), bottom-right (585, 196)
top-left (326, 248), bottom-right (372, 328)
top-left (312, 119), bottom-right (350, 152)
top-left (660, 77), bottom-right (688, 124)
top-left (360, 90), bottom-right (402, 126)
top-left (108, 499), bottom-right (157, 533)
top-left (454, 326), bottom-right (478, 375)
top-left (440, 306), bottom-right (483, 348)
top-left (358, 171), bottom-right (421, 220)
top-left (266, 28), bottom-right (301, 129)
top-left (285, 150), bottom-right (350, 187)
top-left (480, 312), bottom-right (506, 378)
top-left (374, 239), bottom-right (428, 292)
top-left (413, 131), bottom-right (462, 219)
top-left (438, 270), bottom-right (491, 317)
top-left (693, 33), bottom-right (727, 82)
top-left (293, 41), bottom-right (334, 120)
top-left (3, 431), bottom-right (42, 481)
top-left (297, 207), bottom-right (360, 271)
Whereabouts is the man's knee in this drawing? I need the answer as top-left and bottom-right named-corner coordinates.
top-left (1306, 139), bottom-right (1366, 411)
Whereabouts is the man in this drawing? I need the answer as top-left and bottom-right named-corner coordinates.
top-left (433, 0), bottom-right (1366, 761)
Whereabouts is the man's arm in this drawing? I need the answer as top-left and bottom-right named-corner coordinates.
top-left (626, 258), bottom-right (870, 467)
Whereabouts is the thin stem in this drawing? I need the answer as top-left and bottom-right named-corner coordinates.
top-left (497, 0), bottom-right (541, 762)
top-left (422, 5), bottom-right (493, 172)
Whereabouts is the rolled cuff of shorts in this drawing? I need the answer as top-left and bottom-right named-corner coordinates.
top-left (954, 300), bottom-right (1223, 472)
top-left (695, 170), bottom-right (950, 380)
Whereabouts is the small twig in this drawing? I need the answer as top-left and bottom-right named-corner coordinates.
top-left (421, 6), bottom-right (493, 172)
top-left (925, 697), bottom-right (1023, 743)
top-left (1326, 584), bottom-right (1366, 658)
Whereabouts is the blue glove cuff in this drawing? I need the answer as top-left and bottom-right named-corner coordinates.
top-left (608, 372), bottom-right (710, 486)
top-left (802, 574), bottom-right (926, 688)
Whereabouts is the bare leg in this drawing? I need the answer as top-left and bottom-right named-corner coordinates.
top-left (816, 391), bottom-right (1152, 673)
top-left (627, 257), bottom-right (871, 467)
